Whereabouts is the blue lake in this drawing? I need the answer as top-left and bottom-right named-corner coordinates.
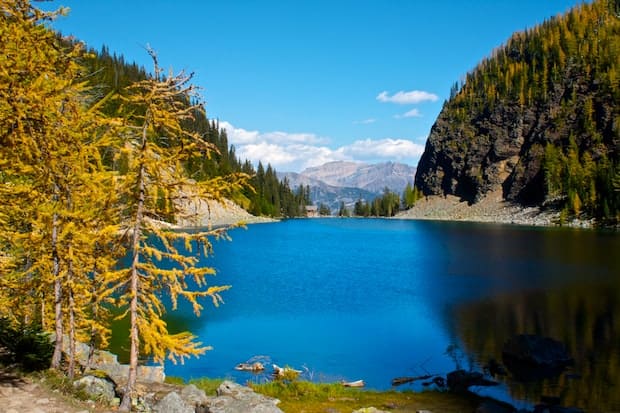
top-left (112, 218), bottom-right (620, 411)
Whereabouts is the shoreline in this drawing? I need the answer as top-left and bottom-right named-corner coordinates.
top-left (395, 190), bottom-right (603, 229)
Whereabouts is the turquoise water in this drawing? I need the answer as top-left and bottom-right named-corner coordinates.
top-left (117, 219), bottom-right (620, 411)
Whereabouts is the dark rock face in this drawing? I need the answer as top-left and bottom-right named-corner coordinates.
top-left (415, 95), bottom-right (570, 205)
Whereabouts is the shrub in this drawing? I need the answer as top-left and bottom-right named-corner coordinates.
top-left (0, 318), bottom-right (53, 371)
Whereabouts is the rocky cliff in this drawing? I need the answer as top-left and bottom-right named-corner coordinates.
top-left (415, 0), bottom-right (619, 221)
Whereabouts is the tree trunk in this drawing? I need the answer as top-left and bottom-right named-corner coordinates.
top-left (51, 210), bottom-right (63, 369)
top-left (68, 259), bottom-right (76, 380)
top-left (119, 160), bottom-right (146, 412)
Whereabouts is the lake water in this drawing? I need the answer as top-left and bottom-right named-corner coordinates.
top-left (113, 218), bottom-right (620, 411)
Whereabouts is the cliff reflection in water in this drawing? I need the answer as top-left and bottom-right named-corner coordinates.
top-left (454, 280), bottom-right (620, 412)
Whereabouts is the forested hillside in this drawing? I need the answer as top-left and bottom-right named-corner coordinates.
top-left (415, 0), bottom-right (620, 224)
top-left (78, 45), bottom-right (310, 219)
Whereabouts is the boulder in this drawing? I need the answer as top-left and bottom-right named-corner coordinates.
top-left (180, 384), bottom-right (210, 408)
top-left (152, 391), bottom-right (193, 413)
top-left (502, 335), bottom-right (573, 381)
top-left (102, 363), bottom-right (165, 386)
top-left (204, 381), bottom-right (283, 413)
top-left (73, 375), bottom-right (116, 403)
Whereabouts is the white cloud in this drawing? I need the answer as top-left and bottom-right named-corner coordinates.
top-left (340, 138), bottom-right (425, 161)
top-left (220, 121), bottom-right (424, 172)
top-left (395, 108), bottom-right (422, 119)
top-left (353, 118), bottom-right (377, 124)
top-left (220, 121), bottom-right (327, 146)
top-left (376, 90), bottom-right (438, 104)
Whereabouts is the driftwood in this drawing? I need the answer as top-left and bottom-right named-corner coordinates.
top-left (391, 374), bottom-right (432, 386)
top-left (341, 379), bottom-right (365, 387)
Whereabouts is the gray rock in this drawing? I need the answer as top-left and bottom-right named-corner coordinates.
top-left (100, 363), bottom-right (165, 386)
top-left (153, 391), bottom-right (193, 413)
top-left (73, 375), bottom-right (116, 403)
top-left (180, 384), bottom-right (209, 407)
top-left (205, 381), bottom-right (283, 413)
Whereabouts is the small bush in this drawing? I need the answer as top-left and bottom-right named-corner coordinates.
top-left (0, 318), bottom-right (53, 371)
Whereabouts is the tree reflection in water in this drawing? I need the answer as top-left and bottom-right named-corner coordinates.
top-left (453, 281), bottom-right (620, 412)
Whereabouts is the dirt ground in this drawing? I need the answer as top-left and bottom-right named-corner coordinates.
top-left (0, 368), bottom-right (113, 413)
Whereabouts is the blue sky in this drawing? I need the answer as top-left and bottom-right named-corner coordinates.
top-left (43, 0), bottom-right (584, 172)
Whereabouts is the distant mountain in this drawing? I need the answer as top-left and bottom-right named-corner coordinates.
top-left (300, 161), bottom-right (417, 193)
top-left (279, 161), bottom-right (416, 213)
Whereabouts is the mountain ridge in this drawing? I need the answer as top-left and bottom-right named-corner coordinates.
top-left (279, 161), bottom-right (416, 212)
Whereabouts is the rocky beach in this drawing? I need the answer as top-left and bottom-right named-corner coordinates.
top-left (395, 190), bottom-right (598, 228)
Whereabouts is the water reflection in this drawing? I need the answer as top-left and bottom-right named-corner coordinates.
top-left (106, 219), bottom-right (619, 412)
top-left (453, 281), bottom-right (620, 412)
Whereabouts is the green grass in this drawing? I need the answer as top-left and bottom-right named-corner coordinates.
top-left (188, 377), bottom-right (227, 396)
top-left (250, 380), bottom-right (482, 413)
top-left (164, 375), bottom-right (186, 385)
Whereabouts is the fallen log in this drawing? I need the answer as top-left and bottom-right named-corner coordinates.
top-left (391, 374), bottom-right (432, 386)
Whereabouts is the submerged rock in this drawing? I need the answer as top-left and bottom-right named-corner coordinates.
top-left (446, 370), bottom-right (499, 393)
top-left (502, 335), bottom-right (573, 381)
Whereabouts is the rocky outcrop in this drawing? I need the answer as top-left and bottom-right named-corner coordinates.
top-left (205, 381), bottom-right (283, 413)
top-left (415, 101), bottom-right (543, 205)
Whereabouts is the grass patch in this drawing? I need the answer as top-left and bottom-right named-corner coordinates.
top-left (251, 380), bottom-right (481, 413)
top-left (164, 375), bottom-right (186, 385)
top-left (188, 377), bottom-right (226, 396)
